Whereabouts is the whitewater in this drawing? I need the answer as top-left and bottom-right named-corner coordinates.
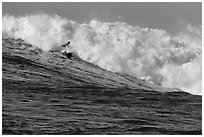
top-left (2, 13), bottom-right (202, 95)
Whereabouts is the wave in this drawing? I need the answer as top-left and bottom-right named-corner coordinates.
top-left (2, 13), bottom-right (202, 95)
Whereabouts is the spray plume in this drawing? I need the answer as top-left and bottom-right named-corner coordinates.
top-left (2, 13), bottom-right (202, 95)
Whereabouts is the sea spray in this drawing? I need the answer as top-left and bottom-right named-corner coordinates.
top-left (2, 13), bottom-right (202, 95)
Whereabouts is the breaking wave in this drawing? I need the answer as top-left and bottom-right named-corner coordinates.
top-left (2, 13), bottom-right (202, 95)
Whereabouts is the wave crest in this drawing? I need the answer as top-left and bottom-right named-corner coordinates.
top-left (2, 13), bottom-right (202, 95)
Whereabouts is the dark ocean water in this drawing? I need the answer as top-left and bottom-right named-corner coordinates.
top-left (2, 38), bottom-right (202, 135)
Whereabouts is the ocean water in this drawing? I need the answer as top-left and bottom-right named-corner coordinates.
top-left (2, 38), bottom-right (202, 135)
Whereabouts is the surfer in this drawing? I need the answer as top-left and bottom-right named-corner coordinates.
top-left (62, 41), bottom-right (71, 52)
top-left (61, 41), bottom-right (73, 59)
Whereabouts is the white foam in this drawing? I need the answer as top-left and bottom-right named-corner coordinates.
top-left (2, 13), bottom-right (202, 95)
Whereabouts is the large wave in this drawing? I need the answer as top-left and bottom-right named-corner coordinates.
top-left (2, 13), bottom-right (202, 95)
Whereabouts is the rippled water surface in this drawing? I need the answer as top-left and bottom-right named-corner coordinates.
top-left (2, 38), bottom-right (202, 135)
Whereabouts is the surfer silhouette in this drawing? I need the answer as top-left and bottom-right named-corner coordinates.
top-left (61, 41), bottom-right (73, 59)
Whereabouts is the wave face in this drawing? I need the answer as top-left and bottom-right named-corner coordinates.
top-left (2, 13), bottom-right (202, 95)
